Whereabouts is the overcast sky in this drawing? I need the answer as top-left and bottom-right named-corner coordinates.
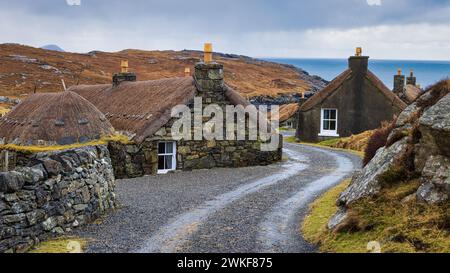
top-left (1, 0), bottom-right (450, 60)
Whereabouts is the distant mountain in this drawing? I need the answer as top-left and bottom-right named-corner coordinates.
top-left (41, 44), bottom-right (65, 52)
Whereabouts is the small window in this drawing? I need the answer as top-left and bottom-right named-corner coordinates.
top-left (157, 141), bottom-right (177, 174)
top-left (319, 109), bottom-right (339, 137)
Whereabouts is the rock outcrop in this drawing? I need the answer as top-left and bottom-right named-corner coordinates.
top-left (338, 138), bottom-right (407, 206)
top-left (330, 79), bottom-right (450, 229)
top-left (0, 145), bottom-right (116, 253)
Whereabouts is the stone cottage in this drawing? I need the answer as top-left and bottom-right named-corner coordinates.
top-left (0, 92), bottom-right (117, 253)
top-left (69, 44), bottom-right (282, 178)
top-left (296, 48), bottom-right (407, 142)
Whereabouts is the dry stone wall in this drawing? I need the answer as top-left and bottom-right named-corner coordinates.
top-left (0, 145), bottom-right (116, 253)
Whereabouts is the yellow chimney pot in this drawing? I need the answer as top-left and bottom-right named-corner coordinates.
top-left (204, 43), bottom-right (213, 63)
top-left (184, 67), bottom-right (191, 77)
top-left (410, 69), bottom-right (414, 76)
top-left (355, 47), bottom-right (362, 57)
top-left (397, 69), bottom-right (402, 76)
top-left (121, 60), bottom-right (129, 73)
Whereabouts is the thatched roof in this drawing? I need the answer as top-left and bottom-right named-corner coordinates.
top-left (0, 91), bottom-right (115, 146)
top-left (300, 69), bottom-right (407, 112)
top-left (366, 71), bottom-right (407, 109)
top-left (300, 69), bottom-right (352, 111)
top-left (278, 103), bottom-right (299, 123)
top-left (69, 77), bottom-right (251, 142)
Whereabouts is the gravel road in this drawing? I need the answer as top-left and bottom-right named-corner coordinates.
top-left (74, 142), bottom-right (361, 253)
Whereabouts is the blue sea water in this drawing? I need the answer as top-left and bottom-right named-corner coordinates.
top-left (263, 58), bottom-right (450, 89)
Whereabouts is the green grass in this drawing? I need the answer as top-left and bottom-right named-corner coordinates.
top-left (279, 127), bottom-right (295, 132)
top-left (29, 237), bottom-right (87, 253)
top-left (285, 136), bottom-right (364, 158)
top-left (318, 138), bottom-right (342, 147)
top-left (302, 179), bottom-right (351, 244)
top-left (302, 179), bottom-right (450, 253)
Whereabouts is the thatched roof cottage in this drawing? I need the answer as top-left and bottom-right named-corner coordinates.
top-left (69, 76), bottom-right (249, 143)
top-left (296, 48), bottom-right (407, 142)
top-left (69, 44), bottom-right (282, 178)
top-left (0, 91), bottom-right (115, 146)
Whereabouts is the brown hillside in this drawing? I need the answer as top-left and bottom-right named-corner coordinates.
top-left (0, 43), bottom-right (311, 99)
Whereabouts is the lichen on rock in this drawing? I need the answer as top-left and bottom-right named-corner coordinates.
top-left (338, 138), bottom-right (407, 206)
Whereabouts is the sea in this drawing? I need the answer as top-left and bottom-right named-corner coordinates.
top-left (263, 58), bottom-right (450, 89)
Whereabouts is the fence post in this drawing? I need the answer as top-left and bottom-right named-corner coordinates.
top-left (3, 150), bottom-right (8, 172)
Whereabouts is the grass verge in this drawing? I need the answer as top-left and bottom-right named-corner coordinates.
top-left (285, 136), bottom-right (364, 158)
top-left (29, 237), bottom-right (87, 253)
top-left (302, 179), bottom-right (351, 244)
top-left (302, 179), bottom-right (450, 253)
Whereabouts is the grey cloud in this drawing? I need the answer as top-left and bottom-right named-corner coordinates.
top-left (0, 0), bottom-right (449, 59)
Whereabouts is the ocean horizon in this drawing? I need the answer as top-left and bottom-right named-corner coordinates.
top-left (263, 58), bottom-right (450, 90)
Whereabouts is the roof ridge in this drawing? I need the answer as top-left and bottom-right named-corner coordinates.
top-left (300, 69), bottom-right (352, 111)
top-left (366, 70), bottom-right (407, 109)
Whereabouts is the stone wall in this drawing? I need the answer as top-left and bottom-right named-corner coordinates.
top-left (0, 150), bottom-right (33, 172)
top-left (108, 141), bottom-right (154, 178)
top-left (109, 132), bottom-right (282, 179)
top-left (178, 139), bottom-right (281, 170)
top-left (0, 145), bottom-right (116, 253)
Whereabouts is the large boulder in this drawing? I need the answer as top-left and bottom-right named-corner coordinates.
top-left (417, 155), bottom-right (450, 204)
top-left (418, 93), bottom-right (450, 158)
top-left (396, 102), bottom-right (419, 127)
top-left (338, 138), bottom-right (407, 206)
top-left (329, 80), bottom-right (450, 230)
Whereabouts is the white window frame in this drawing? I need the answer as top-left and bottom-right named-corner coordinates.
top-left (319, 108), bottom-right (339, 137)
top-left (157, 141), bottom-right (177, 174)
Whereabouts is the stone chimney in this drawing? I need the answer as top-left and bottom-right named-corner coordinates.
top-left (406, 69), bottom-right (417, 86)
top-left (348, 47), bottom-right (369, 75)
top-left (113, 60), bottom-right (137, 87)
top-left (393, 69), bottom-right (405, 94)
top-left (194, 43), bottom-right (225, 102)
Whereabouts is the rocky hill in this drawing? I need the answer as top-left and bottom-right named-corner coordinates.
top-left (0, 44), bottom-right (327, 102)
top-left (324, 79), bottom-right (450, 252)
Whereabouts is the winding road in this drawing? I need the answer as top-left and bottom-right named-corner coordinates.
top-left (75, 142), bottom-right (361, 253)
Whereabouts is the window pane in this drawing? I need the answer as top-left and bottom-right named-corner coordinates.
top-left (165, 155), bottom-right (173, 170)
top-left (166, 142), bottom-right (173, 154)
top-left (323, 120), bottom-right (330, 130)
top-left (158, 143), bottom-right (165, 154)
top-left (158, 156), bottom-right (165, 169)
top-left (330, 110), bottom-right (336, 120)
top-left (330, 121), bottom-right (336, 130)
top-left (323, 110), bottom-right (330, 120)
